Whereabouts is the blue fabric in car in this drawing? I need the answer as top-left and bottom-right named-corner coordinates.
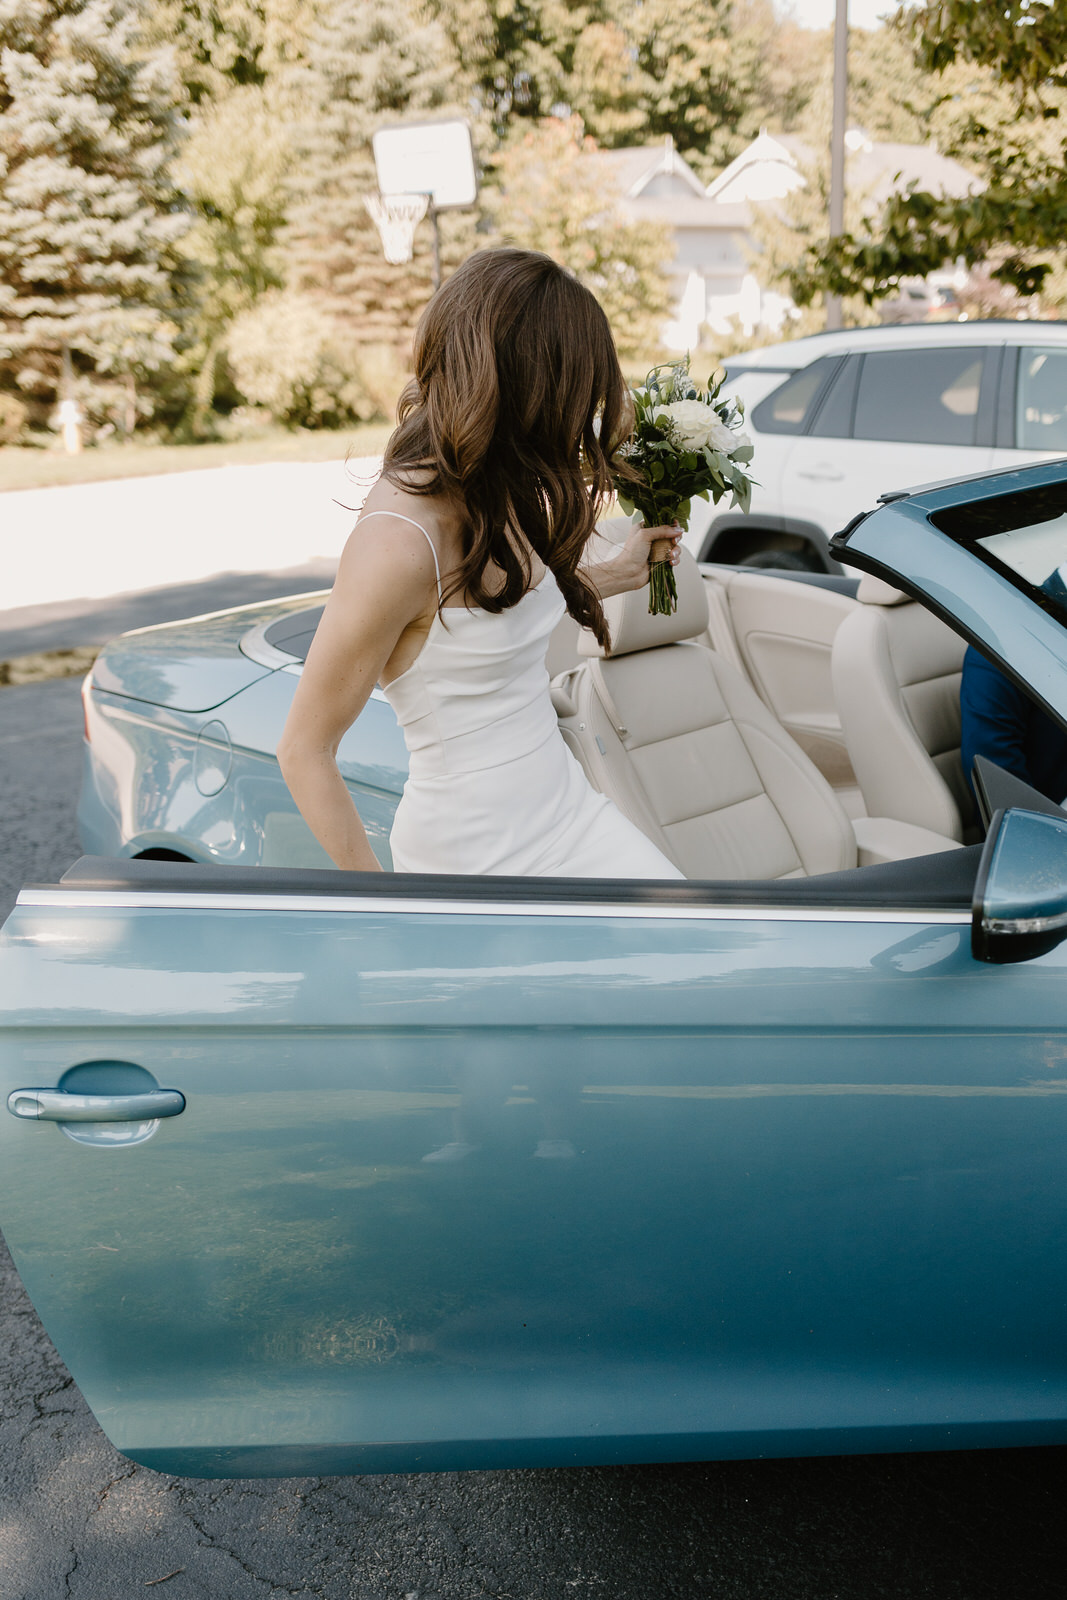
top-left (960, 645), bottom-right (1067, 806)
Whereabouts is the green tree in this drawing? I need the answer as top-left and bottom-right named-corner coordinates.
top-left (741, 21), bottom-right (950, 334)
top-left (175, 82), bottom-right (293, 429)
top-left (426, 0), bottom-right (576, 137)
top-left (0, 0), bottom-right (190, 433)
top-left (777, 20), bottom-right (945, 148)
top-left (146, 0), bottom-right (321, 104)
top-left (614, 0), bottom-right (768, 176)
top-left (488, 116), bottom-right (672, 363)
top-left (790, 0), bottom-right (1067, 305)
top-left (432, 1), bottom-right (796, 172)
top-left (279, 0), bottom-right (474, 419)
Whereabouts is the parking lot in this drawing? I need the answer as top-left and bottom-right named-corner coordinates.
top-left (0, 468), bottom-right (1065, 1599)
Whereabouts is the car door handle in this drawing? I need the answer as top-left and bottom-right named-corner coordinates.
top-left (7, 1088), bottom-right (186, 1122)
top-left (796, 466), bottom-right (845, 481)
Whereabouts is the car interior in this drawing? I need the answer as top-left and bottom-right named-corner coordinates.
top-left (550, 544), bottom-right (965, 878)
top-left (219, 517), bottom-right (999, 903)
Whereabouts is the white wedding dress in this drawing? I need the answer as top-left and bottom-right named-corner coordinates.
top-left (374, 513), bottom-right (683, 879)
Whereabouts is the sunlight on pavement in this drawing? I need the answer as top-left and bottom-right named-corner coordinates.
top-left (2, 456), bottom-right (380, 610)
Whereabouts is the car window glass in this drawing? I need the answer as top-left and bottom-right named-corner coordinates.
top-left (932, 481), bottom-right (1067, 623)
top-left (808, 356), bottom-right (859, 438)
top-left (1016, 347), bottom-right (1067, 451)
top-left (853, 349), bottom-right (987, 446)
top-left (751, 358), bottom-right (838, 435)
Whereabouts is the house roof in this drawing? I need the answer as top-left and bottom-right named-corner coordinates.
top-left (585, 139), bottom-right (750, 232)
top-left (706, 128), bottom-right (983, 210)
top-left (777, 132), bottom-right (982, 204)
top-left (705, 130), bottom-right (802, 203)
top-left (586, 138), bottom-right (708, 200)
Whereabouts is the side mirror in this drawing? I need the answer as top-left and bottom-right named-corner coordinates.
top-left (973, 807), bottom-right (1067, 964)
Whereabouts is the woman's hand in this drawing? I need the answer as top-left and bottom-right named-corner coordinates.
top-left (586, 521), bottom-right (682, 600)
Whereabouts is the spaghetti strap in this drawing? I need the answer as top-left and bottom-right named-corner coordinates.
top-left (358, 510), bottom-right (443, 604)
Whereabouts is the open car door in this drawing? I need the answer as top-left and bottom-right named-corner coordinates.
top-left (3, 849), bottom-right (1067, 1477)
top-left (832, 457), bottom-right (1067, 732)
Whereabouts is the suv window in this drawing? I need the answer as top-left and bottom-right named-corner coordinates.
top-left (751, 357), bottom-right (841, 435)
top-left (1017, 347), bottom-right (1067, 452)
top-left (808, 355), bottom-right (860, 438)
top-left (852, 348), bottom-right (988, 446)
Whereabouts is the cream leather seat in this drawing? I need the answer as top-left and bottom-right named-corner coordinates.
top-left (554, 549), bottom-right (960, 879)
top-left (831, 575), bottom-right (978, 844)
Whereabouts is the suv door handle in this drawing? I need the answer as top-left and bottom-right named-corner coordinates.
top-left (7, 1088), bottom-right (186, 1122)
top-left (796, 466), bottom-right (845, 481)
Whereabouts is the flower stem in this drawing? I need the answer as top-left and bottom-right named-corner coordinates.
top-left (648, 559), bottom-right (678, 616)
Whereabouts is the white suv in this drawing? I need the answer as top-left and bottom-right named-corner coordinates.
top-left (686, 321), bottom-right (1067, 570)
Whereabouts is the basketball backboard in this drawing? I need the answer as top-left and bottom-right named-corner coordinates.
top-left (371, 119), bottom-right (477, 210)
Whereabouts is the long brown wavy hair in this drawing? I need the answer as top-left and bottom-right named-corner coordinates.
top-left (382, 248), bottom-right (633, 649)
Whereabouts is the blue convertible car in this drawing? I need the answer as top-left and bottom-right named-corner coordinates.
top-left (2, 459), bottom-right (1067, 1479)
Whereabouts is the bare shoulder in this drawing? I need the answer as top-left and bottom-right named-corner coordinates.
top-left (350, 472), bottom-right (466, 582)
top-left (337, 484), bottom-right (429, 579)
top-left (352, 479), bottom-right (451, 563)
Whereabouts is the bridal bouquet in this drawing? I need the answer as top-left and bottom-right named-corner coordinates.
top-left (613, 358), bottom-right (755, 615)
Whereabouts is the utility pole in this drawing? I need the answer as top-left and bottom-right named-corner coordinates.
top-left (825, 0), bottom-right (848, 331)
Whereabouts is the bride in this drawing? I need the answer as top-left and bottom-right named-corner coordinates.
top-left (278, 247), bottom-right (683, 880)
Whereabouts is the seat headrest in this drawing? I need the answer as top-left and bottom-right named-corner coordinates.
top-left (578, 543), bottom-right (709, 658)
top-left (856, 574), bottom-right (909, 606)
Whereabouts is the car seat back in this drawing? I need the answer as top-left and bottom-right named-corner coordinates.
top-left (831, 575), bottom-right (976, 843)
top-left (554, 548), bottom-right (858, 880)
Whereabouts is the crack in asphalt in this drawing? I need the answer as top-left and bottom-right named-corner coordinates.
top-left (173, 1499), bottom-right (303, 1598)
top-left (62, 1543), bottom-right (79, 1598)
top-left (91, 1461), bottom-right (139, 1516)
top-left (30, 1375), bottom-right (76, 1420)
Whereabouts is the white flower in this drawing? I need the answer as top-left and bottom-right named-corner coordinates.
top-left (653, 399), bottom-right (725, 451)
top-left (705, 418), bottom-right (740, 454)
top-left (652, 401), bottom-right (750, 456)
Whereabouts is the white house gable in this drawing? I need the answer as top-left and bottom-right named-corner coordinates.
top-left (705, 131), bottom-right (805, 206)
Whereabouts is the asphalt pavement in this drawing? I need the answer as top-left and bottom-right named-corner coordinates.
top-left (0, 584), bottom-right (1066, 1599)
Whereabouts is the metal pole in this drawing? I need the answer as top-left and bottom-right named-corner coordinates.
top-left (825, 0), bottom-right (848, 332)
top-left (429, 201), bottom-right (442, 292)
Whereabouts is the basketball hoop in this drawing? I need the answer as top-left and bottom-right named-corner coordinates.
top-left (364, 192), bottom-right (429, 265)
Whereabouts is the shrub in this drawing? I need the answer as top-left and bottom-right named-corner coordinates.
top-left (0, 392), bottom-right (29, 445)
top-left (226, 293), bottom-right (378, 428)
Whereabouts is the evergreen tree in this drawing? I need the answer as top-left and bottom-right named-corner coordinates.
top-left (281, 0), bottom-right (474, 398)
top-left (0, 0), bottom-right (189, 431)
